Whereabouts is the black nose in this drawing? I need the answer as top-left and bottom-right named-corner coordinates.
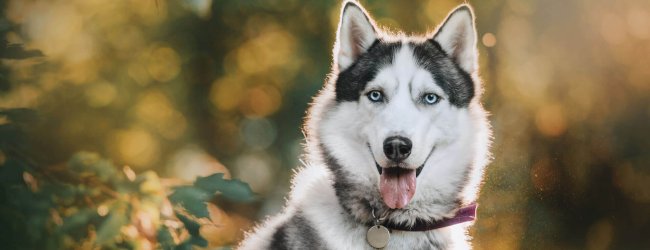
top-left (383, 136), bottom-right (412, 162)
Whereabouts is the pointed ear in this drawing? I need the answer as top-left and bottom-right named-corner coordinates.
top-left (335, 1), bottom-right (378, 71)
top-left (433, 5), bottom-right (478, 73)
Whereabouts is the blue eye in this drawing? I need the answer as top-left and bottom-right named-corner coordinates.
top-left (422, 93), bottom-right (440, 105)
top-left (367, 90), bottom-right (384, 102)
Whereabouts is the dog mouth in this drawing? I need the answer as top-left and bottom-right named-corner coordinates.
top-left (369, 145), bottom-right (435, 209)
top-left (375, 163), bottom-right (424, 177)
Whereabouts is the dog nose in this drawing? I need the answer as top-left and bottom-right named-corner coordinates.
top-left (383, 136), bottom-right (412, 162)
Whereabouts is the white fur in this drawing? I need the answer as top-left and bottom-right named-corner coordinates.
top-left (434, 6), bottom-right (478, 74)
top-left (334, 2), bottom-right (379, 71)
top-left (239, 2), bottom-right (489, 249)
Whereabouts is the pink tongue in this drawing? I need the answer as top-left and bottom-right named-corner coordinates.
top-left (379, 169), bottom-right (417, 209)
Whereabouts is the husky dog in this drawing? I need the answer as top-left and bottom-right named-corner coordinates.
top-left (239, 1), bottom-right (491, 249)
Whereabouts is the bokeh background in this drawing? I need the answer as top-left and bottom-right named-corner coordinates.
top-left (1, 0), bottom-right (649, 249)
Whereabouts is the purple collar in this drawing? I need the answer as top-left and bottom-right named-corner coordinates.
top-left (383, 203), bottom-right (478, 231)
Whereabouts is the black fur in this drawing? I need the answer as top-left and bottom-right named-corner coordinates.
top-left (269, 212), bottom-right (325, 250)
top-left (334, 40), bottom-right (475, 107)
top-left (412, 40), bottom-right (475, 107)
top-left (320, 143), bottom-right (377, 224)
top-left (269, 226), bottom-right (289, 250)
top-left (335, 41), bottom-right (401, 102)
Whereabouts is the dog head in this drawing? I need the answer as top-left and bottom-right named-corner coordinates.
top-left (305, 1), bottom-right (491, 226)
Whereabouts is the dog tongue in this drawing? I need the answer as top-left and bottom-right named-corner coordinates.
top-left (379, 169), bottom-right (416, 209)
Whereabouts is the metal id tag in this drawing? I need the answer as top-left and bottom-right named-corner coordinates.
top-left (366, 224), bottom-right (390, 249)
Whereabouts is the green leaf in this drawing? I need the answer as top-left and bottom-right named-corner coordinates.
top-left (173, 241), bottom-right (193, 250)
top-left (169, 186), bottom-right (210, 218)
top-left (157, 226), bottom-right (175, 250)
top-left (189, 236), bottom-right (208, 247)
top-left (176, 213), bottom-right (200, 236)
top-left (68, 152), bottom-right (100, 173)
top-left (95, 211), bottom-right (128, 244)
top-left (67, 152), bottom-right (117, 182)
top-left (59, 209), bottom-right (95, 232)
top-left (176, 213), bottom-right (207, 247)
top-left (194, 173), bottom-right (255, 202)
top-left (90, 159), bottom-right (118, 182)
top-left (58, 208), bottom-right (97, 241)
top-left (213, 178), bottom-right (255, 202)
top-left (193, 173), bottom-right (226, 193)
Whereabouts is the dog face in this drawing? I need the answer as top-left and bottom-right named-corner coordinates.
top-left (306, 1), bottom-right (490, 224)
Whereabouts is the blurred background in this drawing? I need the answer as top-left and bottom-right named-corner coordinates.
top-left (0, 0), bottom-right (649, 249)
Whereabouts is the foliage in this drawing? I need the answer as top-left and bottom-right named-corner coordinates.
top-left (0, 109), bottom-right (254, 249)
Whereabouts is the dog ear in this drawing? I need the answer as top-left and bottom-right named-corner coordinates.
top-left (335, 1), bottom-right (378, 71)
top-left (432, 5), bottom-right (478, 74)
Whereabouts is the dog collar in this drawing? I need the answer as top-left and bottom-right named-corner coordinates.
top-left (366, 203), bottom-right (477, 248)
top-left (383, 203), bottom-right (478, 231)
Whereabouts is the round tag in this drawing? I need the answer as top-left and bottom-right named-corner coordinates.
top-left (366, 225), bottom-right (390, 249)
